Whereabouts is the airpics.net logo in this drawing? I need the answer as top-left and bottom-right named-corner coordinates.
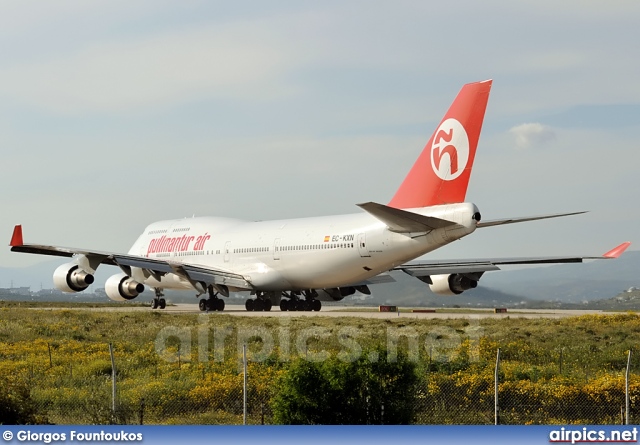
top-left (431, 118), bottom-right (469, 181)
top-left (153, 315), bottom-right (483, 370)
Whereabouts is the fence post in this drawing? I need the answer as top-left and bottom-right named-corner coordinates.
top-left (495, 348), bottom-right (500, 425)
top-left (626, 349), bottom-right (631, 425)
top-left (559, 348), bottom-right (563, 375)
top-left (109, 343), bottom-right (117, 417)
top-left (139, 398), bottom-right (145, 425)
top-left (243, 343), bottom-right (247, 425)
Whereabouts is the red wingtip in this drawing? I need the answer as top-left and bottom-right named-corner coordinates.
top-left (603, 242), bottom-right (631, 259)
top-left (10, 225), bottom-right (23, 247)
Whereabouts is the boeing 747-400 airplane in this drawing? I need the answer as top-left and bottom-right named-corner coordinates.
top-left (9, 80), bottom-right (630, 311)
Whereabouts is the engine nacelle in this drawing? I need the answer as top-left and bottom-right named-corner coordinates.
top-left (317, 286), bottom-right (359, 301)
top-left (105, 273), bottom-right (145, 301)
top-left (53, 262), bottom-right (95, 293)
top-left (429, 274), bottom-right (478, 296)
top-left (317, 288), bottom-right (344, 301)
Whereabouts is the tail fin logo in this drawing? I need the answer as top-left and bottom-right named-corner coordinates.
top-left (430, 118), bottom-right (469, 181)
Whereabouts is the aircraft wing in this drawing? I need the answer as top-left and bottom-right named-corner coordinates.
top-left (9, 225), bottom-right (251, 291)
top-left (395, 242), bottom-right (631, 280)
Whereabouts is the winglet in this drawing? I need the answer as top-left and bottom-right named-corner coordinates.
top-left (603, 242), bottom-right (631, 259)
top-left (10, 225), bottom-right (23, 247)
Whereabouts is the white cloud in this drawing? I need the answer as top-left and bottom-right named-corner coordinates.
top-left (509, 123), bottom-right (557, 149)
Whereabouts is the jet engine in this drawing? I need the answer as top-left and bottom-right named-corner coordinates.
top-left (429, 274), bottom-right (478, 296)
top-left (105, 273), bottom-right (145, 301)
top-left (53, 263), bottom-right (95, 293)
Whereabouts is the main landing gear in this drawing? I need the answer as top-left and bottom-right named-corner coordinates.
top-left (279, 296), bottom-right (321, 312)
top-left (246, 290), bottom-right (321, 312)
top-left (245, 291), bottom-right (273, 312)
top-left (199, 285), bottom-right (226, 312)
top-left (151, 288), bottom-right (166, 310)
top-left (243, 290), bottom-right (322, 312)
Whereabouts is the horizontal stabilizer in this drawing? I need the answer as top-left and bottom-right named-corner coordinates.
top-left (477, 211), bottom-right (587, 228)
top-left (357, 202), bottom-right (459, 233)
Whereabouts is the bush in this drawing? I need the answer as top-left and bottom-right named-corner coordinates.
top-left (271, 349), bottom-right (417, 424)
top-left (0, 378), bottom-right (40, 424)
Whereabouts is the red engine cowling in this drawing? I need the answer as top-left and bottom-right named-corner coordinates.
top-left (105, 273), bottom-right (145, 301)
top-left (429, 274), bottom-right (478, 296)
top-left (53, 263), bottom-right (95, 293)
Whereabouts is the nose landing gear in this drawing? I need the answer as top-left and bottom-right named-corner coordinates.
top-left (151, 288), bottom-right (166, 310)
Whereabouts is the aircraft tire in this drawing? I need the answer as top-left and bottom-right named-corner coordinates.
top-left (217, 299), bottom-right (225, 311)
top-left (151, 299), bottom-right (158, 309)
top-left (264, 299), bottom-right (272, 311)
top-left (312, 300), bottom-right (321, 311)
top-left (304, 300), bottom-right (312, 311)
top-left (245, 299), bottom-right (254, 311)
top-left (254, 299), bottom-right (265, 311)
top-left (199, 299), bottom-right (207, 311)
top-left (159, 298), bottom-right (166, 309)
top-left (280, 299), bottom-right (289, 311)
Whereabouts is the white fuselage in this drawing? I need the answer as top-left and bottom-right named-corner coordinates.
top-left (127, 203), bottom-right (480, 293)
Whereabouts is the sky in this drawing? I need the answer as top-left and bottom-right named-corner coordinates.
top-left (1, 0), bottom-right (639, 272)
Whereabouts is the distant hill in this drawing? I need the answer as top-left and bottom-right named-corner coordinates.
top-left (0, 258), bottom-right (70, 290)
top-left (480, 250), bottom-right (640, 302)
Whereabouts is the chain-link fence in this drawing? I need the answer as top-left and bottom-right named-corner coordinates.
top-left (4, 346), bottom-right (638, 425)
top-left (3, 309), bottom-right (640, 425)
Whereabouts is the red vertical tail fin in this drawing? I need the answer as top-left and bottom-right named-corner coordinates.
top-left (388, 80), bottom-right (492, 209)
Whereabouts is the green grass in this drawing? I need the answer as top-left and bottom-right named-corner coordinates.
top-left (2, 303), bottom-right (640, 424)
